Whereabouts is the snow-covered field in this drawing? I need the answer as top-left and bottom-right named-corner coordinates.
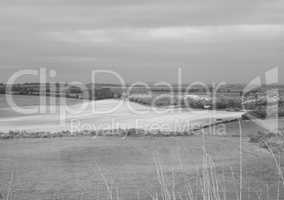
top-left (0, 98), bottom-right (244, 133)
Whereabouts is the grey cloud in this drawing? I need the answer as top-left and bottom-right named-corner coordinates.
top-left (0, 0), bottom-right (283, 83)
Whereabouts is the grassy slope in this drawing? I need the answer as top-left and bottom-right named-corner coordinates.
top-left (0, 135), bottom-right (283, 200)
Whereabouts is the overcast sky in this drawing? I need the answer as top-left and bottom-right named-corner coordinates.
top-left (0, 0), bottom-right (283, 84)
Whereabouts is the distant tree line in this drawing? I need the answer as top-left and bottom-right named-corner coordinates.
top-left (0, 83), bottom-right (121, 100)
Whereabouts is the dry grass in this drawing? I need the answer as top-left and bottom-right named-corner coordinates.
top-left (0, 134), bottom-right (283, 200)
top-left (1, 117), bottom-right (284, 199)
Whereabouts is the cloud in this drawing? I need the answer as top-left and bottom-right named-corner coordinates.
top-left (1, 0), bottom-right (284, 31)
top-left (47, 25), bottom-right (284, 45)
top-left (49, 30), bottom-right (113, 44)
top-left (0, 0), bottom-right (284, 82)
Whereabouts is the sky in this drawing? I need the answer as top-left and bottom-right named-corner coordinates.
top-left (0, 0), bottom-right (283, 84)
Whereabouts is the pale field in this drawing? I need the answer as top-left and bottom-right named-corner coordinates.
top-left (0, 97), bottom-right (244, 133)
top-left (0, 95), bottom-right (82, 118)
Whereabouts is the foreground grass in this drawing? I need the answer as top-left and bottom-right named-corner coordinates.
top-left (1, 119), bottom-right (284, 199)
top-left (0, 133), bottom-right (283, 200)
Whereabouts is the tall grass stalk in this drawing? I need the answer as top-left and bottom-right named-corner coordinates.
top-left (6, 170), bottom-right (15, 200)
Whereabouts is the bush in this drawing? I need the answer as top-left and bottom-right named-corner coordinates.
top-left (248, 130), bottom-right (284, 152)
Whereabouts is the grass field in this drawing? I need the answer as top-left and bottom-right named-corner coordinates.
top-left (0, 94), bottom-right (82, 118)
top-left (0, 98), bottom-right (244, 133)
top-left (1, 96), bottom-right (284, 200)
top-left (0, 134), bottom-right (283, 200)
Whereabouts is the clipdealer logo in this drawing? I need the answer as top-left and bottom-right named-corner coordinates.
top-left (242, 67), bottom-right (279, 133)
